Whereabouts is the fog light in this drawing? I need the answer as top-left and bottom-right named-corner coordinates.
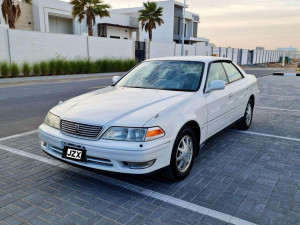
top-left (125, 159), bottom-right (156, 169)
top-left (41, 140), bottom-right (45, 146)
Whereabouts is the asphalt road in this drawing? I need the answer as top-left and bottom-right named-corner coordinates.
top-left (0, 68), bottom-right (282, 138)
top-left (0, 77), bottom-right (113, 138)
top-left (243, 68), bottom-right (295, 78)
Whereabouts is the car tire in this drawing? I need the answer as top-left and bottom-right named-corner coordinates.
top-left (164, 126), bottom-right (196, 181)
top-left (236, 98), bottom-right (254, 130)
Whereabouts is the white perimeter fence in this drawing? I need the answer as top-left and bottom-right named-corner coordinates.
top-left (0, 28), bottom-right (134, 64)
top-left (149, 42), bottom-right (286, 65)
top-left (0, 27), bottom-right (294, 65)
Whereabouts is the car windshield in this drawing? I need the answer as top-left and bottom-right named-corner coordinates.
top-left (116, 61), bottom-right (205, 92)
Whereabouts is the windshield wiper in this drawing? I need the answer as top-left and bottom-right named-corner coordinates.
top-left (122, 86), bottom-right (146, 89)
top-left (120, 86), bottom-right (193, 92)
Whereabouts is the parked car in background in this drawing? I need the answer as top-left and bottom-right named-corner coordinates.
top-left (39, 56), bottom-right (259, 181)
top-left (297, 59), bottom-right (300, 71)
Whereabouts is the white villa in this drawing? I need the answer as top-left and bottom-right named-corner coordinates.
top-left (0, 0), bottom-right (209, 45)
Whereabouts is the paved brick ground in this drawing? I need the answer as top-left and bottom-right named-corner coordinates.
top-left (0, 75), bottom-right (300, 225)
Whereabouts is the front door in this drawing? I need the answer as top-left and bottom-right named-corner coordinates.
top-left (222, 62), bottom-right (249, 119)
top-left (204, 62), bottom-right (233, 138)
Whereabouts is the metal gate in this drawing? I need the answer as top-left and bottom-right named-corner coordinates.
top-left (135, 41), bottom-right (146, 63)
top-left (248, 50), bottom-right (254, 64)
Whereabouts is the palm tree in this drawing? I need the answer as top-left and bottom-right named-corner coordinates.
top-left (1, 0), bottom-right (32, 29)
top-left (138, 1), bottom-right (164, 41)
top-left (70, 0), bottom-right (110, 36)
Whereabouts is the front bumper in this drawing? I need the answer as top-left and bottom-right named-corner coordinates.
top-left (38, 124), bottom-right (174, 174)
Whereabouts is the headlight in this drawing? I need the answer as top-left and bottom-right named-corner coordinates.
top-left (102, 127), bottom-right (164, 142)
top-left (44, 112), bottom-right (60, 130)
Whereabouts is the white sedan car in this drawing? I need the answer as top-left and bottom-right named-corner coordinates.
top-left (39, 56), bottom-right (259, 180)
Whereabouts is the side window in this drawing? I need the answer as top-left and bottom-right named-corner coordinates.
top-left (222, 62), bottom-right (243, 83)
top-left (206, 62), bottom-right (228, 87)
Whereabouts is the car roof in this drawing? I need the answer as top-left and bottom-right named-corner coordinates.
top-left (145, 56), bottom-right (232, 63)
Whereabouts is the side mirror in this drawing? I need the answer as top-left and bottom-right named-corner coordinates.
top-left (207, 80), bottom-right (225, 92)
top-left (112, 76), bottom-right (121, 84)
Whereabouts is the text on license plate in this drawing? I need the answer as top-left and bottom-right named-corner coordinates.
top-left (66, 148), bottom-right (83, 160)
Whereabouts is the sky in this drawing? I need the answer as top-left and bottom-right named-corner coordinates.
top-left (68, 0), bottom-right (300, 50)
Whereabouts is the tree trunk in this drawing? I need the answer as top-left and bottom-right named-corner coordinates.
top-left (86, 10), bottom-right (94, 36)
top-left (149, 29), bottom-right (152, 41)
top-left (8, 18), bottom-right (15, 29)
top-left (88, 26), bottom-right (93, 36)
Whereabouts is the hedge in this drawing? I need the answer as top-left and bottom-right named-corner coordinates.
top-left (0, 58), bottom-right (137, 78)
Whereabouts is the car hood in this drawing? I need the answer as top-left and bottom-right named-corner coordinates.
top-left (51, 86), bottom-right (194, 127)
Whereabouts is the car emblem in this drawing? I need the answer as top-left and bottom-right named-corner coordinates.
top-left (76, 125), bottom-right (80, 132)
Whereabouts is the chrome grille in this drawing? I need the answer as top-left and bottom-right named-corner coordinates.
top-left (61, 120), bottom-right (102, 139)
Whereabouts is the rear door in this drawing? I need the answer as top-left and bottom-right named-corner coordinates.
top-left (204, 62), bottom-right (233, 138)
top-left (222, 62), bottom-right (249, 119)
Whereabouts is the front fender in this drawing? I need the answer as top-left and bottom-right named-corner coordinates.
top-left (143, 93), bottom-right (208, 146)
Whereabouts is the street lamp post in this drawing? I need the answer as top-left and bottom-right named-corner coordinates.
top-left (181, 0), bottom-right (186, 56)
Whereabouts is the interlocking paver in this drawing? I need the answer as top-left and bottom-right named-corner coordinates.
top-left (0, 211), bottom-right (9, 221)
top-left (2, 216), bottom-right (23, 225)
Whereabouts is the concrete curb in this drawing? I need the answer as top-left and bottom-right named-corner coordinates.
top-left (273, 72), bottom-right (300, 76)
top-left (0, 72), bottom-right (124, 84)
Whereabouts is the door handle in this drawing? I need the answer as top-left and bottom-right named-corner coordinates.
top-left (229, 93), bottom-right (234, 98)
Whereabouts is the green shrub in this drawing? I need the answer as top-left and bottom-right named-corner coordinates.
top-left (11, 62), bottom-right (20, 77)
top-left (101, 59), bottom-right (109, 73)
top-left (119, 59), bottom-right (126, 72)
top-left (79, 60), bottom-right (87, 74)
top-left (63, 61), bottom-right (73, 75)
top-left (22, 62), bottom-right (31, 77)
top-left (69, 60), bottom-right (76, 74)
top-left (32, 63), bottom-right (40, 76)
top-left (70, 59), bottom-right (81, 74)
top-left (48, 59), bottom-right (56, 75)
top-left (90, 61), bottom-right (99, 74)
top-left (40, 61), bottom-right (49, 76)
top-left (83, 60), bottom-right (95, 74)
top-left (110, 59), bottom-right (119, 72)
top-left (109, 59), bottom-right (119, 72)
top-left (55, 59), bottom-right (64, 75)
top-left (77, 60), bottom-right (87, 74)
top-left (94, 60), bottom-right (102, 73)
top-left (124, 59), bottom-right (137, 71)
top-left (0, 62), bottom-right (10, 78)
top-left (92, 58), bottom-right (135, 73)
top-left (0, 58), bottom-right (137, 78)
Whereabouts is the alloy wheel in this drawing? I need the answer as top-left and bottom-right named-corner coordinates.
top-left (245, 102), bottom-right (252, 126)
top-left (176, 135), bottom-right (193, 173)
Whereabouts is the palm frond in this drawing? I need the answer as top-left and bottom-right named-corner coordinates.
top-left (138, 1), bottom-right (164, 40)
top-left (1, 1), bottom-right (9, 23)
top-left (15, 5), bottom-right (21, 20)
top-left (70, 0), bottom-right (110, 35)
top-left (22, 0), bottom-right (32, 5)
top-left (1, 0), bottom-right (27, 28)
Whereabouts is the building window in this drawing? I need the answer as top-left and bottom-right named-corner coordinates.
top-left (110, 36), bottom-right (120, 39)
top-left (193, 22), bottom-right (198, 37)
top-left (48, 15), bottom-right (73, 34)
top-left (98, 24), bottom-right (107, 37)
top-left (174, 17), bottom-right (180, 35)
